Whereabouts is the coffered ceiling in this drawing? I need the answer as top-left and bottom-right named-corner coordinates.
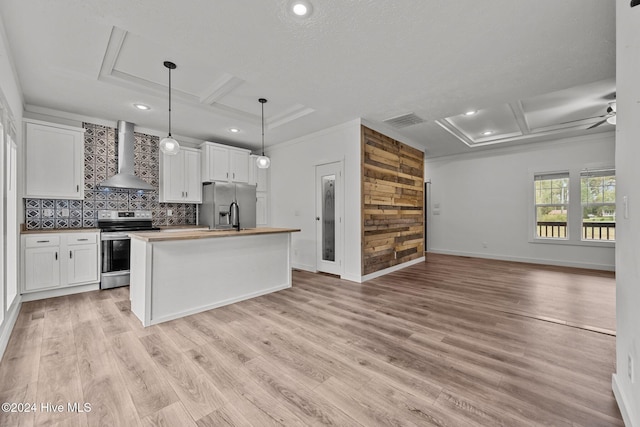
top-left (436, 78), bottom-right (616, 148)
top-left (0, 0), bottom-right (615, 157)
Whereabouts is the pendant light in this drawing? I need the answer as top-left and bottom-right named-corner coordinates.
top-left (159, 61), bottom-right (180, 156)
top-left (256, 98), bottom-right (270, 169)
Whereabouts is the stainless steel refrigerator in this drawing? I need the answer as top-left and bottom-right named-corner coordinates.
top-left (199, 182), bottom-right (257, 229)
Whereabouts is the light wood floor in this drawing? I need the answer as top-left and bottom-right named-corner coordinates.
top-left (0, 253), bottom-right (621, 426)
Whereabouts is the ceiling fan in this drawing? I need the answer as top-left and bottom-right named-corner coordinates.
top-left (587, 101), bottom-right (617, 129)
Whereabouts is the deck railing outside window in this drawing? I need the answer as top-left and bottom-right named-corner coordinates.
top-left (536, 221), bottom-right (615, 241)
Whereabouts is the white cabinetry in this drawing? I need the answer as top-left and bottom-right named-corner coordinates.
top-left (67, 234), bottom-right (99, 285)
top-left (24, 237), bottom-right (61, 292)
top-left (248, 155), bottom-right (268, 192)
top-left (256, 193), bottom-right (268, 226)
top-left (249, 155), bottom-right (269, 226)
top-left (24, 120), bottom-right (85, 199)
top-left (159, 147), bottom-right (202, 203)
top-left (201, 142), bottom-right (250, 183)
top-left (229, 150), bottom-right (250, 183)
top-left (22, 232), bottom-right (100, 293)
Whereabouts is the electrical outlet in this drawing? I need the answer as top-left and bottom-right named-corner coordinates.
top-left (167, 209), bottom-right (173, 216)
top-left (629, 353), bottom-right (635, 383)
top-left (482, 242), bottom-right (488, 248)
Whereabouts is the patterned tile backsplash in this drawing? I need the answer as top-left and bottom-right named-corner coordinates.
top-left (25, 122), bottom-right (197, 230)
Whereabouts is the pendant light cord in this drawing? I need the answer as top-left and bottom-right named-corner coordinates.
top-left (168, 66), bottom-right (172, 137)
top-left (261, 101), bottom-right (265, 156)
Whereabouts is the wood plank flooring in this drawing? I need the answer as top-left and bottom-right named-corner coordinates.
top-left (0, 253), bottom-right (621, 426)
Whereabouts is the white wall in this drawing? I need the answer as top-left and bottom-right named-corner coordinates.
top-left (425, 133), bottom-right (615, 270)
top-left (269, 119), bottom-right (362, 282)
top-left (0, 14), bottom-right (24, 359)
top-left (613, 1), bottom-right (640, 425)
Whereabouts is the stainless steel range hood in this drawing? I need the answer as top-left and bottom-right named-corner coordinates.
top-left (99, 121), bottom-right (154, 191)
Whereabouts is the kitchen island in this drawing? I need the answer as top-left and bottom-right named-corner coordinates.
top-left (128, 227), bottom-right (300, 326)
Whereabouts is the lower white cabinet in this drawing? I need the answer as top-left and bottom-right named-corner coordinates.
top-left (22, 232), bottom-right (100, 293)
top-left (24, 245), bottom-right (61, 292)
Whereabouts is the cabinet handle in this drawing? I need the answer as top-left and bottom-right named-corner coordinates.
top-left (227, 172), bottom-right (229, 178)
top-left (77, 238), bottom-right (89, 241)
top-left (77, 185), bottom-right (80, 192)
top-left (185, 191), bottom-right (188, 198)
top-left (37, 240), bottom-right (50, 243)
top-left (55, 252), bottom-right (58, 261)
top-left (233, 173), bottom-right (235, 179)
top-left (70, 251), bottom-right (73, 259)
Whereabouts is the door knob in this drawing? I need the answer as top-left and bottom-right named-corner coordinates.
top-left (316, 217), bottom-right (320, 221)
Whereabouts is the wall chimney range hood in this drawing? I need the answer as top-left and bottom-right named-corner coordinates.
top-left (99, 121), bottom-right (154, 191)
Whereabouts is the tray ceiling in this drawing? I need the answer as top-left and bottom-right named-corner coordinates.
top-left (98, 27), bottom-right (314, 129)
top-left (436, 78), bottom-right (616, 148)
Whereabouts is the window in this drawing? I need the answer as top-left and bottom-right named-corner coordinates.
top-left (534, 172), bottom-right (570, 239)
top-left (581, 169), bottom-right (615, 241)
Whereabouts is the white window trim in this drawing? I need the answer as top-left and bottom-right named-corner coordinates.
top-left (528, 166), bottom-right (615, 248)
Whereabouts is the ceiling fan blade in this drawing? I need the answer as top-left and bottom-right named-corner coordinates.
top-left (587, 119), bottom-right (608, 130)
top-left (555, 114), bottom-right (606, 126)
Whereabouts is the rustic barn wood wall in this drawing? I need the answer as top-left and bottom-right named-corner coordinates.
top-left (361, 126), bottom-right (424, 275)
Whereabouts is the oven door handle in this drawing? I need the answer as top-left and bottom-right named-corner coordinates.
top-left (101, 233), bottom-right (130, 241)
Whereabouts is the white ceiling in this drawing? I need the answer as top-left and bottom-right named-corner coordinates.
top-left (437, 78), bottom-right (616, 148)
top-left (0, 0), bottom-right (615, 157)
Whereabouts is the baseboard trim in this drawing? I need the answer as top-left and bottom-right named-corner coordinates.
top-left (341, 273), bottom-right (363, 283)
top-left (291, 263), bottom-right (316, 273)
top-left (149, 283), bottom-right (291, 326)
top-left (361, 256), bottom-right (426, 282)
top-left (427, 249), bottom-right (614, 271)
top-left (0, 295), bottom-right (22, 362)
top-left (612, 373), bottom-right (635, 427)
top-left (21, 283), bottom-right (100, 302)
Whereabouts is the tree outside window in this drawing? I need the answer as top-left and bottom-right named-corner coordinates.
top-left (534, 172), bottom-right (570, 239)
top-left (581, 170), bottom-right (615, 241)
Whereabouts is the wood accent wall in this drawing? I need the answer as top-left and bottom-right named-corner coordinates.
top-left (361, 126), bottom-right (424, 276)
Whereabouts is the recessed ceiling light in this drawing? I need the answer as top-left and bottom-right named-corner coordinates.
top-left (229, 128), bottom-right (240, 133)
top-left (482, 130), bottom-right (493, 136)
top-left (464, 110), bottom-right (477, 116)
top-left (134, 103), bottom-right (150, 111)
top-left (292, 1), bottom-right (313, 17)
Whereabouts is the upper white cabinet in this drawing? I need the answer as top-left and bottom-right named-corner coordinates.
top-left (229, 150), bottom-right (250, 183)
top-left (249, 155), bottom-right (269, 226)
top-left (248, 154), bottom-right (268, 192)
top-left (160, 147), bottom-right (202, 203)
top-left (201, 142), bottom-right (250, 183)
top-left (24, 120), bottom-right (85, 199)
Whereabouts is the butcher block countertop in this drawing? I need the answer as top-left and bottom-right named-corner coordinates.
top-left (156, 225), bottom-right (209, 231)
top-left (129, 227), bottom-right (301, 242)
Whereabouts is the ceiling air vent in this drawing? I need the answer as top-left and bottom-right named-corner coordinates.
top-left (383, 112), bottom-right (426, 129)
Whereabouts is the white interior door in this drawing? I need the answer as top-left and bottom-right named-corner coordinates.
top-left (316, 161), bottom-right (343, 275)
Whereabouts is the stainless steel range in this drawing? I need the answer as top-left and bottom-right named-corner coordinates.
top-left (98, 210), bottom-right (159, 289)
